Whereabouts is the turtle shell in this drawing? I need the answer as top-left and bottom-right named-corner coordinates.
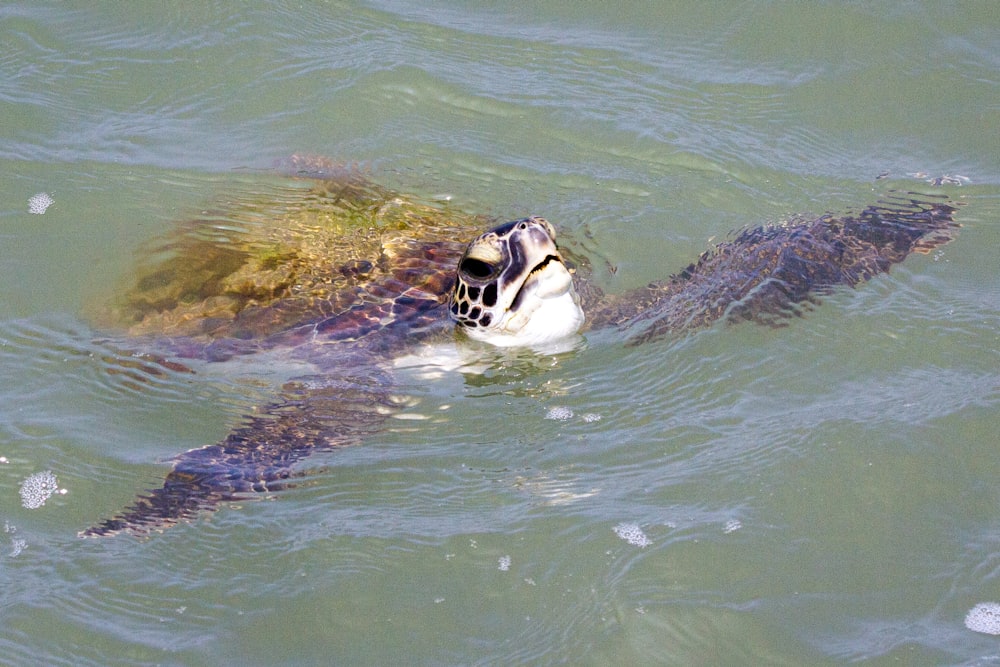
top-left (100, 159), bottom-right (490, 344)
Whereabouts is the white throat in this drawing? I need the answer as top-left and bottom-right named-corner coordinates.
top-left (462, 289), bottom-right (584, 348)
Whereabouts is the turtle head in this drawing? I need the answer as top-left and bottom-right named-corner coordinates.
top-left (449, 216), bottom-right (584, 347)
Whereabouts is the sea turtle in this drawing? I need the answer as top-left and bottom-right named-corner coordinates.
top-left (81, 156), bottom-right (959, 537)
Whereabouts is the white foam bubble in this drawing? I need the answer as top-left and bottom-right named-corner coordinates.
top-left (5, 521), bottom-right (26, 557)
top-left (28, 193), bottom-right (54, 215)
top-left (545, 406), bottom-right (573, 421)
top-left (9, 537), bottom-right (26, 557)
top-left (613, 522), bottom-right (651, 547)
top-left (498, 555), bottom-right (511, 571)
top-left (545, 407), bottom-right (601, 423)
top-left (966, 602), bottom-right (1000, 635)
top-left (19, 470), bottom-right (59, 509)
top-left (723, 519), bottom-right (742, 534)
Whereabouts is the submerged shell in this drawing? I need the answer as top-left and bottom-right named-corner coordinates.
top-left (99, 160), bottom-right (489, 343)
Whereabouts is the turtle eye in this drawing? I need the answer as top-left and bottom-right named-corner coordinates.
top-left (459, 258), bottom-right (495, 280)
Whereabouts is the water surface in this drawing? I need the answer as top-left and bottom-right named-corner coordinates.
top-left (2, 2), bottom-right (999, 664)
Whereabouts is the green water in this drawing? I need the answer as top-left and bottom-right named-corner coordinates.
top-left (2, 2), bottom-right (999, 664)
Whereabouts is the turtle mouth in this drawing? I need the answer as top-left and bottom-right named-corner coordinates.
top-left (510, 254), bottom-right (564, 312)
top-left (529, 254), bottom-right (562, 281)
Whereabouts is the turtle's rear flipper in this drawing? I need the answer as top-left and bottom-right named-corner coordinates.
top-left (81, 370), bottom-right (396, 537)
top-left (79, 468), bottom-right (239, 537)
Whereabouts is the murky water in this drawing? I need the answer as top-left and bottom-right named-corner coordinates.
top-left (2, 2), bottom-right (999, 664)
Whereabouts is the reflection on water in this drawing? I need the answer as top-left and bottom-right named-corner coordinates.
top-left (1, 1), bottom-right (999, 664)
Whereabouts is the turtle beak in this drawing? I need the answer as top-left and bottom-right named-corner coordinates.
top-left (509, 253), bottom-right (567, 312)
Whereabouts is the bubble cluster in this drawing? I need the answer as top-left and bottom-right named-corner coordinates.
top-left (545, 406), bottom-right (601, 423)
top-left (965, 602), bottom-right (1000, 635)
top-left (28, 192), bottom-right (54, 215)
top-left (613, 522), bottom-right (651, 547)
top-left (723, 519), bottom-right (742, 534)
top-left (545, 406), bottom-right (574, 421)
top-left (497, 555), bottom-right (511, 571)
top-left (19, 470), bottom-right (60, 509)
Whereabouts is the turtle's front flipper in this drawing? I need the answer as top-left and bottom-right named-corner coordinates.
top-left (590, 194), bottom-right (959, 344)
top-left (81, 369), bottom-right (397, 537)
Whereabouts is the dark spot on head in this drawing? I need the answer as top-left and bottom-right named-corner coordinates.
top-left (488, 219), bottom-right (520, 237)
top-left (467, 285), bottom-right (480, 301)
top-left (468, 307), bottom-right (481, 321)
top-left (479, 313), bottom-right (492, 327)
top-left (482, 282), bottom-right (497, 307)
top-left (459, 301), bottom-right (469, 315)
top-left (450, 302), bottom-right (459, 315)
top-left (457, 283), bottom-right (466, 300)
